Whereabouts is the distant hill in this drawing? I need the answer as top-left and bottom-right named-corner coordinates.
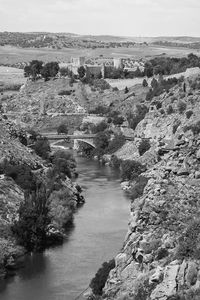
top-left (0, 32), bottom-right (200, 50)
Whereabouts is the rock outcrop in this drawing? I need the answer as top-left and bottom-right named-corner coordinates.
top-left (0, 116), bottom-right (84, 278)
top-left (102, 77), bottom-right (200, 300)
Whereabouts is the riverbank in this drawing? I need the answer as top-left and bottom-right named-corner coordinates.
top-left (0, 155), bottom-right (129, 300)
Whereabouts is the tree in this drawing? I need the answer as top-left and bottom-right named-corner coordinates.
top-left (90, 259), bottom-right (115, 295)
top-left (144, 63), bottom-right (154, 78)
top-left (124, 86), bottom-right (129, 94)
top-left (94, 132), bottom-right (110, 156)
top-left (32, 137), bottom-right (51, 159)
top-left (24, 60), bottom-right (43, 80)
top-left (78, 66), bottom-right (86, 79)
top-left (142, 78), bottom-right (148, 87)
top-left (57, 123), bottom-right (68, 134)
top-left (41, 62), bottom-right (59, 81)
top-left (151, 78), bottom-right (158, 89)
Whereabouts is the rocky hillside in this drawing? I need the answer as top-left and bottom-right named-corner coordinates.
top-left (0, 116), bottom-right (83, 278)
top-left (100, 76), bottom-right (200, 299)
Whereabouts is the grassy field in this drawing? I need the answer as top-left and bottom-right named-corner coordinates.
top-left (0, 66), bottom-right (25, 85)
top-left (0, 45), bottom-right (199, 65)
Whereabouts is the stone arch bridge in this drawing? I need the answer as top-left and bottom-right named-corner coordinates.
top-left (40, 133), bottom-right (97, 149)
top-left (40, 133), bottom-right (134, 149)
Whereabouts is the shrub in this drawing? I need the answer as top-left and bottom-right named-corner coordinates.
top-left (58, 90), bottom-right (72, 96)
top-left (155, 101), bottom-right (162, 109)
top-left (89, 105), bottom-right (110, 116)
top-left (12, 203), bottom-right (50, 251)
top-left (176, 218), bottom-right (200, 260)
top-left (186, 110), bottom-right (193, 119)
top-left (41, 62), bottom-right (59, 81)
top-left (127, 105), bottom-right (148, 130)
top-left (32, 137), bottom-right (51, 159)
top-left (52, 150), bottom-right (76, 178)
top-left (142, 78), bottom-right (148, 87)
top-left (172, 120), bottom-right (181, 134)
top-left (178, 101), bottom-right (187, 114)
top-left (146, 88), bottom-right (154, 101)
top-left (124, 86), bottom-right (129, 94)
top-left (91, 121), bottom-right (108, 134)
top-left (121, 160), bottom-right (146, 181)
top-left (92, 79), bottom-right (110, 91)
top-left (167, 105), bottom-right (174, 114)
top-left (90, 259), bottom-right (115, 295)
top-left (112, 87), bottom-right (119, 91)
top-left (5, 164), bottom-right (36, 191)
top-left (138, 139), bottom-right (151, 156)
top-left (184, 121), bottom-right (200, 135)
top-left (160, 109), bottom-right (165, 115)
top-left (130, 176), bottom-right (148, 201)
top-left (110, 155), bottom-right (121, 168)
top-left (94, 132), bottom-right (110, 156)
top-left (107, 134), bottom-right (126, 154)
top-left (57, 123), bottom-right (68, 134)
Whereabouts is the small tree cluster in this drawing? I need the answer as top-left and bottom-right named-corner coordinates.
top-left (138, 139), bottom-right (151, 156)
top-left (24, 60), bottom-right (59, 81)
top-left (107, 134), bottom-right (126, 154)
top-left (121, 160), bottom-right (146, 181)
top-left (127, 105), bottom-right (149, 130)
top-left (178, 101), bottom-right (187, 114)
top-left (57, 123), bottom-right (68, 134)
top-left (90, 259), bottom-right (115, 295)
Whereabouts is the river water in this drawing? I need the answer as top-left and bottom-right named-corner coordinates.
top-left (0, 155), bottom-right (130, 300)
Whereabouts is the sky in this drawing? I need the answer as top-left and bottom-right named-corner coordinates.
top-left (0, 0), bottom-right (200, 37)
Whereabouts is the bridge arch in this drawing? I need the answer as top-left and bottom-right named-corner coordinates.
top-left (74, 139), bottom-right (96, 150)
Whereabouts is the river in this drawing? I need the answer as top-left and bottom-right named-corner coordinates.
top-left (0, 155), bottom-right (130, 300)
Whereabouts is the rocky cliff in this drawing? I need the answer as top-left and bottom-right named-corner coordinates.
top-left (0, 116), bottom-right (84, 278)
top-left (102, 76), bottom-right (200, 299)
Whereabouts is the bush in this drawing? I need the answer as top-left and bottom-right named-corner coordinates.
top-left (112, 87), bottom-right (119, 91)
top-left (91, 121), bottom-right (108, 134)
top-left (155, 101), bottom-right (162, 109)
top-left (57, 123), bottom-right (68, 134)
top-left (112, 115), bottom-right (124, 126)
top-left (160, 109), bottom-right (165, 115)
top-left (176, 218), bottom-right (200, 260)
top-left (121, 160), bottom-right (146, 181)
top-left (178, 101), bottom-right (187, 114)
top-left (167, 105), bottom-right (174, 114)
top-left (110, 155), bottom-right (121, 168)
top-left (32, 137), bottom-right (51, 159)
top-left (90, 259), bottom-right (115, 295)
top-left (172, 120), bottom-right (181, 134)
top-left (89, 105), bottom-right (110, 116)
top-left (124, 86), bottom-right (129, 94)
top-left (146, 88), bottom-right (154, 101)
top-left (138, 139), bottom-right (151, 156)
top-left (183, 121), bottom-right (200, 135)
top-left (41, 62), bottom-right (59, 81)
top-left (5, 164), bottom-right (36, 191)
top-left (52, 150), bottom-right (76, 178)
top-left (91, 79), bottom-right (110, 91)
top-left (186, 110), bottom-right (193, 119)
top-left (94, 132), bottom-right (110, 156)
top-left (58, 90), bottom-right (72, 96)
top-left (130, 176), bottom-right (148, 201)
top-left (127, 105), bottom-right (148, 130)
top-left (142, 78), bottom-right (148, 87)
top-left (107, 134), bottom-right (126, 154)
top-left (12, 203), bottom-right (50, 251)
